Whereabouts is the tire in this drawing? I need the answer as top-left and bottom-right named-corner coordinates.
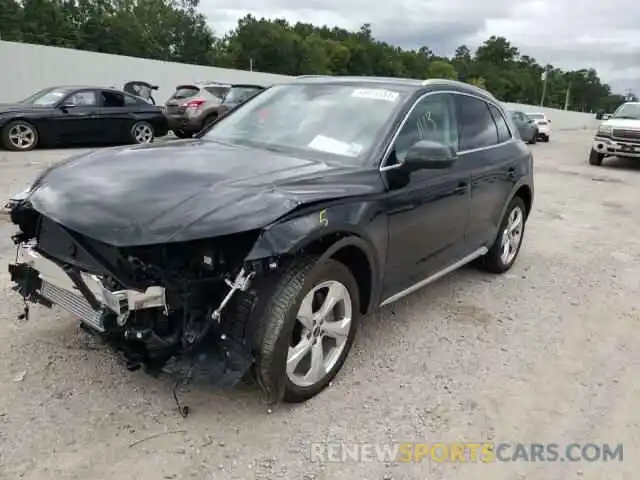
top-left (542, 134), bottom-right (550, 143)
top-left (131, 121), bottom-right (154, 144)
top-left (479, 196), bottom-right (527, 274)
top-left (173, 129), bottom-right (193, 139)
top-left (527, 131), bottom-right (537, 145)
top-left (254, 257), bottom-right (360, 403)
top-left (2, 120), bottom-right (39, 151)
top-left (589, 148), bottom-right (604, 166)
top-left (201, 114), bottom-right (218, 131)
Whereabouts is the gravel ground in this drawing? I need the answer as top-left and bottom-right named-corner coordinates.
top-left (0, 132), bottom-right (638, 480)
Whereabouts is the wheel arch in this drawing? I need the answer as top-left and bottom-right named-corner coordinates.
top-left (246, 221), bottom-right (380, 316)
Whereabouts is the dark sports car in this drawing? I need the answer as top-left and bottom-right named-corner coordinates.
top-left (0, 85), bottom-right (169, 151)
top-left (8, 76), bottom-right (533, 407)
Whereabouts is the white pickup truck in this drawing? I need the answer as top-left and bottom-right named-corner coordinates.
top-left (590, 102), bottom-right (640, 166)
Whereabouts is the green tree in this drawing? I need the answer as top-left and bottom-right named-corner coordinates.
top-left (0, 2), bottom-right (621, 112)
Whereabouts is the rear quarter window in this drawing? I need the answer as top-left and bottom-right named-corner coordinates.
top-left (455, 95), bottom-right (499, 150)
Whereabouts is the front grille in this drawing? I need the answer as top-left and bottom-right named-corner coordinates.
top-left (612, 128), bottom-right (640, 142)
top-left (40, 280), bottom-right (106, 332)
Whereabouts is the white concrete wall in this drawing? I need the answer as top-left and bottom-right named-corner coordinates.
top-left (0, 41), bottom-right (599, 132)
top-left (0, 41), bottom-right (291, 105)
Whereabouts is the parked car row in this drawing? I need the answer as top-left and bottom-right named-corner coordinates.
top-left (7, 76), bottom-right (534, 405)
top-left (508, 110), bottom-right (552, 144)
top-left (0, 80), bottom-right (268, 151)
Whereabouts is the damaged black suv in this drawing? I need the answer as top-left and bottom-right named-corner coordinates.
top-left (8, 76), bottom-right (534, 404)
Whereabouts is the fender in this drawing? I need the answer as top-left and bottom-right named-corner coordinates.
top-left (244, 204), bottom-right (385, 314)
top-left (499, 176), bottom-right (534, 224)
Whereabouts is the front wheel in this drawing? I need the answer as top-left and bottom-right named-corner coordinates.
top-left (131, 121), bottom-right (154, 144)
top-left (589, 148), bottom-right (604, 166)
top-left (254, 257), bottom-right (360, 403)
top-left (479, 196), bottom-right (527, 274)
top-left (2, 120), bottom-right (39, 151)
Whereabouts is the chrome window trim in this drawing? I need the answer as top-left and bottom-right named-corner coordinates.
top-left (379, 90), bottom-right (516, 172)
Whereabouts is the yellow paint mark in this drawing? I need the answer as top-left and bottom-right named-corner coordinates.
top-left (319, 209), bottom-right (328, 227)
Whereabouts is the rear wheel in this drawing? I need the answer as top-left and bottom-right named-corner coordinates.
top-left (131, 121), bottom-right (154, 144)
top-left (254, 257), bottom-right (360, 403)
top-left (589, 148), bottom-right (604, 166)
top-left (2, 120), bottom-right (39, 151)
top-left (542, 134), bottom-right (550, 143)
top-left (201, 114), bottom-right (218, 132)
top-left (479, 196), bottom-right (527, 274)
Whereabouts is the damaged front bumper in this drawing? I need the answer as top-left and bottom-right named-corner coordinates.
top-left (10, 241), bottom-right (167, 333)
top-left (9, 241), bottom-right (258, 388)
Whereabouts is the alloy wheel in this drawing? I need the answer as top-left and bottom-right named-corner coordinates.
top-left (8, 124), bottom-right (36, 150)
top-left (133, 123), bottom-right (153, 143)
top-left (500, 205), bottom-right (524, 266)
top-left (286, 280), bottom-right (353, 388)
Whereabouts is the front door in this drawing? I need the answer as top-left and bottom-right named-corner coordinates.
top-left (382, 92), bottom-right (471, 299)
top-left (53, 89), bottom-right (101, 144)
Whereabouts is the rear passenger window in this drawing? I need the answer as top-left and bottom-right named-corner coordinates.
top-left (455, 95), bottom-right (498, 151)
top-left (488, 104), bottom-right (512, 143)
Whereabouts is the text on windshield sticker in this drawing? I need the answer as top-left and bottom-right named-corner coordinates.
top-left (351, 88), bottom-right (399, 102)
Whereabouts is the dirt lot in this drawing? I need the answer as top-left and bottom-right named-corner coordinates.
top-left (0, 132), bottom-right (638, 480)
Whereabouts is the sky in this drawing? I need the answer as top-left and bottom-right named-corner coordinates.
top-left (200, 0), bottom-right (640, 95)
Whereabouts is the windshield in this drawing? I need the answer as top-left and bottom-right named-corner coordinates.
top-left (19, 87), bottom-right (69, 106)
top-left (203, 83), bottom-right (407, 163)
top-left (612, 103), bottom-right (640, 120)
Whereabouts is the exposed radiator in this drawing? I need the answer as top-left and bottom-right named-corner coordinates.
top-left (40, 280), bottom-right (106, 332)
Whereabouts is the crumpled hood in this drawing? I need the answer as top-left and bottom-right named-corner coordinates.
top-left (25, 139), bottom-right (382, 246)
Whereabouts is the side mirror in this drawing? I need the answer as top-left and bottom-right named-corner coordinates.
top-left (548, 119), bottom-right (552, 123)
top-left (404, 140), bottom-right (457, 171)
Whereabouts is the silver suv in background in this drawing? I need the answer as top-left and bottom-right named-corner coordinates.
top-left (164, 81), bottom-right (266, 138)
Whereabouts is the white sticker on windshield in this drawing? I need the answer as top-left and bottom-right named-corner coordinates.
top-left (351, 88), bottom-right (399, 102)
top-left (308, 135), bottom-right (361, 157)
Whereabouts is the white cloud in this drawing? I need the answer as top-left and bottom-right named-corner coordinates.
top-left (199, 0), bottom-right (640, 94)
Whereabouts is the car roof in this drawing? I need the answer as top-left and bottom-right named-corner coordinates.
top-left (288, 75), bottom-right (499, 103)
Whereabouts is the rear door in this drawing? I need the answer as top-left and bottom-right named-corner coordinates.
top-left (96, 90), bottom-right (137, 142)
top-left (454, 94), bottom-right (517, 249)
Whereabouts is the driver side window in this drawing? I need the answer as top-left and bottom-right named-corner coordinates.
top-left (66, 90), bottom-right (98, 106)
top-left (392, 93), bottom-right (458, 163)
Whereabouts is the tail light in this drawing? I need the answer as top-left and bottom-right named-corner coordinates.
top-left (185, 99), bottom-right (205, 110)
